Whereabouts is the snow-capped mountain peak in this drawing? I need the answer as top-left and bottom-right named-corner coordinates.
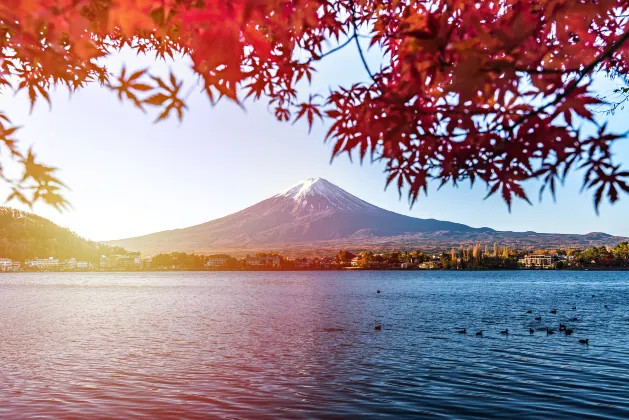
top-left (279, 178), bottom-right (335, 199)
top-left (276, 178), bottom-right (377, 212)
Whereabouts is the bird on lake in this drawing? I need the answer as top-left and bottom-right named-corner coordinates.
top-left (565, 329), bottom-right (574, 336)
top-left (500, 329), bottom-right (509, 335)
top-left (572, 317), bottom-right (578, 321)
top-left (457, 328), bottom-right (467, 334)
top-left (377, 290), bottom-right (381, 294)
top-left (535, 316), bottom-right (542, 321)
top-left (529, 328), bottom-right (535, 334)
top-left (559, 323), bottom-right (566, 331)
top-left (526, 310), bottom-right (533, 314)
top-left (547, 329), bottom-right (555, 335)
top-left (375, 324), bottom-right (382, 331)
top-left (572, 306), bottom-right (577, 310)
top-left (551, 309), bottom-right (557, 314)
top-left (476, 330), bottom-right (483, 337)
top-left (579, 339), bottom-right (589, 345)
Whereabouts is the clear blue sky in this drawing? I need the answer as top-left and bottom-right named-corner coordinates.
top-left (1, 42), bottom-right (628, 241)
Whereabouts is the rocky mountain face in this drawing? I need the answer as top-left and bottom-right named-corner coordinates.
top-left (106, 178), bottom-right (626, 254)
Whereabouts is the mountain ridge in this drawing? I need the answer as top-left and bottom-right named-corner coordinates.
top-left (0, 207), bottom-right (127, 262)
top-left (106, 178), bottom-right (627, 255)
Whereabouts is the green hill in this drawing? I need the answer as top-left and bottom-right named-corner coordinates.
top-left (0, 207), bottom-right (125, 262)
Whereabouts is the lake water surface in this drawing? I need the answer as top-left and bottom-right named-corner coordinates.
top-left (1, 271), bottom-right (629, 418)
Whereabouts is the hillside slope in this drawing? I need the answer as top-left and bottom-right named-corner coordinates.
top-left (0, 207), bottom-right (125, 262)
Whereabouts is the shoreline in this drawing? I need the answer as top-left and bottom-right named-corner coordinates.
top-left (4, 267), bottom-right (629, 273)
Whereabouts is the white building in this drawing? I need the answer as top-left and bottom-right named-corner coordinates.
top-left (25, 257), bottom-right (61, 270)
top-left (76, 261), bottom-right (91, 270)
top-left (519, 254), bottom-right (558, 269)
top-left (64, 258), bottom-right (77, 270)
top-left (419, 261), bottom-right (441, 270)
top-left (0, 258), bottom-right (14, 271)
top-left (206, 255), bottom-right (232, 268)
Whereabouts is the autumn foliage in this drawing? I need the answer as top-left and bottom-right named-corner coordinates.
top-left (2, 0), bottom-right (629, 210)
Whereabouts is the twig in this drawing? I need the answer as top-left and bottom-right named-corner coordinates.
top-left (509, 28), bottom-right (629, 132)
top-left (315, 36), bottom-right (354, 62)
top-left (349, 0), bottom-right (375, 81)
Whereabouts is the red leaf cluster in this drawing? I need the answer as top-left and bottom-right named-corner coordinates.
top-left (2, 0), bottom-right (629, 210)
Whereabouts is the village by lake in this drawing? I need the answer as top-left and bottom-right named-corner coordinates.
top-left (2, 242), bottom-right (629, 272)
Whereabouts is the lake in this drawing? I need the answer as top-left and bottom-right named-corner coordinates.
top-left (1, 271), bottom-right (629, 418)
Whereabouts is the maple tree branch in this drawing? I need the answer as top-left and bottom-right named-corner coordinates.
top-left (5, 0), bottom-right (629, 211)
top-left (349, 0), bottom-right (375, 81)
top-left (509, 28), bottom-right (629, 132)
top-left (321, 36), bottom-right (354, 60)
top-left (424, 29), bottom-right (629, 140)
top-left (353, 32), bottom-right (374, 80)
top-left (303, 35), bottom-right (354, 65)
top-left (484, 66), bottom-right (581, 75)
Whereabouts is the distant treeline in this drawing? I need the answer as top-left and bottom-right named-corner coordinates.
top-left (329, 243), bottom-right (629, 270)
top-left (334, 246), bottom-right (519, 269)
top-left (571, 242), bottom-right (629, 268)
top-left (0, 207), bottom-right (128, 262)
top-left (108, 243), bottom-right (629, 271)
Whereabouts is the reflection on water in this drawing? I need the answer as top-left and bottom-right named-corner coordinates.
top-left (1, 271), bottom-right (629, 418)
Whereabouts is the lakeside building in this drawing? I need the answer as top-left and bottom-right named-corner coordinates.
top-left (76, 261), bottom-right (91, 270)
top-left (100, 253), bottom-right (142, 269)
top-left (0, 258), bottom-right (20, 271)
top-left (29, 258), bottom-right (92, 271)
top-left (206, 255), bottom-right (229, 268)
top-left (419, 261), bottom-right (441, 270)
top-left (25, 257), bottom-right (61, 270)
top-left (0, 258), bottom-right (12, 270)
top-left (245, 255), bottom-right (280, 268)
top-left (141, 256), bottom-right (153, 269)
top-left (21, 257), bottom-right (93, 271)
top-left (350, 257), bottom-right (361, 267)
top-left (65, 258), bottom-right (77, 270)
top-left (519, 254), bottom-right (559, 269)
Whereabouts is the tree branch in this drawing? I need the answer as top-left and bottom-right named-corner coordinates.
top-left (349, 0), bottom-right (375, 81)
top-left (509, 28), bottom-right (629, 132)
top-left (302, 35), bottom-right (354, 65)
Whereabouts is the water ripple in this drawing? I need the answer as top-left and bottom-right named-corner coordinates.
top-left (1, 270), bottom-right (629, 418)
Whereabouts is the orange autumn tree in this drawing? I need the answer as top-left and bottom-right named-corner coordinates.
top-left (2, 0), bottom-right (629, 210)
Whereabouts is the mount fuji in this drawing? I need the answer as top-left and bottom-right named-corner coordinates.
top-left (107, 178), bottom-right (625, 255)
